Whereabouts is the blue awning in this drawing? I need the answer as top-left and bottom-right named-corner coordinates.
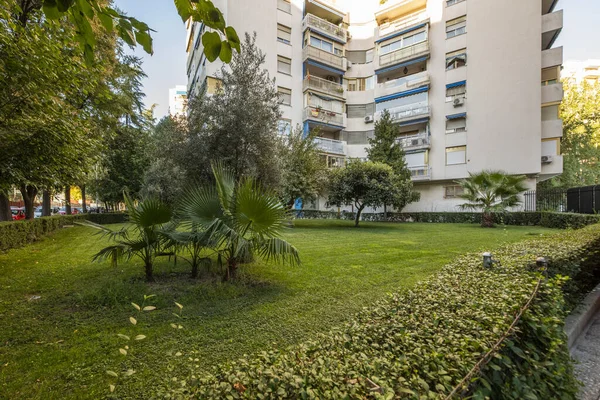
top-left (375, 56), bottom-right (428, 75)
top-left (446, 113), bottom-right (467, 120)
top-left (375, 85), bottom-right (429, 104)
top-left (309, 92), bottom-right (339, 102)
top-left (306, 119), bottom-right (344, 130)
top-left (308, 30), bottom-right (346, 45)
top-left (399, 117), bottom-right (429, 126)
top-left (446, 80), bottom-right (466, 89)
top-left (375, 23), bottom-right (427, 44)
top-left (306, 59), bottom-right (345, 76)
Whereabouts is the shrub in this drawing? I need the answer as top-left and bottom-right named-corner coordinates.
top-left (539, 211), bottom-right (600, 229)
top-left (183, 225), bottom-right (600, 399)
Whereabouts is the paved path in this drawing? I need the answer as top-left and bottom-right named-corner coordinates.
top-left (573, 309), bottom-right (600, 400)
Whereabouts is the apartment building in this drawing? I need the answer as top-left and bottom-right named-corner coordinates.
top-left (185, 0), bottom-right (564, 212)
top-left (563, 60), bottom-right (600, 84)
top-left (168, 85), bottom-right (188, 116)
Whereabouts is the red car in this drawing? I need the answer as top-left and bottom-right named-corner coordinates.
top-left (11, 208), bottom-right (26, 221)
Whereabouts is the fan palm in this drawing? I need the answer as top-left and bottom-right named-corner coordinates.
top-left (456, 170), bottom-right (528, 227)
top-left (81, 193), bottom-right (173, 281)
top-left (178, 162), bottom-right (300, 281)
top-left (161, 227), bottom-right (215, 278)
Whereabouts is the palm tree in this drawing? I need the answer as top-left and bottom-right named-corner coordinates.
top-left (161, 227), bottom-right (214, 278)
top-left (82, 193), bottom-right (173, 282)
top-left (178, 162), bottom-right (300, 280)
top-left (456, 170), bottom-right (528, 227)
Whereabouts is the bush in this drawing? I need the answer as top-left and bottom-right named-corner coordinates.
top-left (184, 225), bottom-right (600, 399)
top-left (539, 211), bottom-right (600, 229)
top-left (0, 213), bottom-right (128, 252)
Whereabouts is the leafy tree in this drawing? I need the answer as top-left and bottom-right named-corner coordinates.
top-left (186, 33), bottom-right (282, 188)
top-left (367, 109), bottom-right (420, 217)
top-left (178, 162), bottom-right (300, 281)
top-left (456, 170), bottom-right (528, 227)
top-left (279, 127), bottom-right (327, 209)
top-left (140, 158), bottom-right (185, 207)
top-left (327, 161), bottom-right (417, 227)
top-left (541, 80), bottom-right (600, 188)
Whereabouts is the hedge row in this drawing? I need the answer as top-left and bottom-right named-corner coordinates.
top-left (295, 210), bottom-right (600, 229)
top-left (0, 213), bottom-right (127, 252)
top-left (183, 225), bottom-right (600, 399)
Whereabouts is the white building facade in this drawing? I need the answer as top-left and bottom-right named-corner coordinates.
top-left (185, 0), bottom-right (564, 212)
top-left (562, 60), bottom-right (600, 85)
top-left (168, 85), bottom-right (188, 116)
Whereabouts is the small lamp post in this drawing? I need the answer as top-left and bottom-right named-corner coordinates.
top-left (482, 252), bottom-right (499, 268)
top-left (536, 257), bottom-right (548, 269)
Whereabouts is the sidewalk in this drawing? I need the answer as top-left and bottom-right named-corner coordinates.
top-left (572, 310), bottom-right (600, 400)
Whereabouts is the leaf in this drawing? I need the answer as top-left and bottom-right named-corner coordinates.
top-left (109, 384), bottom-right (115, 392)
top-left (129, 317), bottom-right (137, 325)
top-left (106, 370), bottom-right (118, 378)
top-left (170, 323), bottom-right (178, 329)
top-left (42, 2), bottom-right (61, 20)
top-left (225, 26), bottom-right (240, 52)
top-left (202, 31), bottom-right (222, 62)
top-left (175, 302), bottom-right (184, 310)
top-left (98, 12), bottom-right (114, 33)
top-left (56, 0), bottom-right (75, 12)
top-left (135, 335), bottom-right (147, 340)
top-left (76, 0), bottom-right (94, 18)
top-left (119, 348), bottom-right (127, 355)
top-left (219, 41), bottom-right (232, 63)
top-left (124, 369), bottom-right (135, 376)
top-left (174, 0), bottom-right (193, 22)
top-left (142, 306), bottom-right (156, 311)
top-left (131, 303), bottom-right (141, 311)
top-left (135, 30), bottom-right (153, 54)
top-left (117, 334), bottom-right (130, 341)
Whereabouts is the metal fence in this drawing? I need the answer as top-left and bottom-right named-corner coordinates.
top-left (524, 185), bottom-right (600, 214)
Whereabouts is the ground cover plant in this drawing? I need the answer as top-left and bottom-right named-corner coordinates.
top-left (0, 220), bottom-right (555, 398)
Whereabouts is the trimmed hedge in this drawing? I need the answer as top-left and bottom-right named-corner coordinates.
top-left (0, 213), bottom-right (127, 252)
top-left (295, 210), bottom-right (599, 229)
top-left (183, 225), bottom-right (600, 399)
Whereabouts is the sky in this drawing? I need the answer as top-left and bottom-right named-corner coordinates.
top-left (114, 0), bottom-right (600, 120)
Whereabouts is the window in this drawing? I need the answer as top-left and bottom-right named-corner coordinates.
top-left (446, 146), bottom-right (467, 165)
top-left (277, 56), bottom-right (291, 75)
top-left (380, 30), bottom-right (427, 55)
top-left (347, 104), bottom-right (366, 118)
top-left (542, 67), bottom-right (559, 86)
top-left (278, 87), bottom-right (291, 105)
top-left (311, 36), bottom-right (332, 52)
top-left (277, 24), bottom-right (291, 44)
top-left (446, 84), bottom-right (466, 102)
top-left (405, 151), bottom-right (427, 168)
top-left (446, 117), bottom-right (466, 133)
top-left (542, 104), bottom-right (559, 121)
top-left (446, 48), bottom-right (467, 70)
top-left (346, 49), bottom-right (375, 64)
top-left (446, 16), bottom-right (466, 38)
top-left (277, 0), bottom-right (291, 13)
top-left (366, 49), bottom-right (374, 63)
top-left (346, 76), bottom-right (375, 92)
top-left (447, 0), bottom-right (465, 5)
top-left (444, 185), bottom-right (464, 198)
top-left (278, 119), bottom-right (292, 135)
top-left (343, 130), bottom-right (374, 145)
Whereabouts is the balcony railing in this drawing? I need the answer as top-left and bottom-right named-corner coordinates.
top-left (378, 104), bottom-right (430, 123)
top-left (277, 0), bottom-right (291, 13)
top-left (303, 45), bottom-right (344, 70)
top-left (303, 75), bottom-right (345, 98)
top-left (379, 41), bottom-right (429, 68)
top-left (314, 137), bottom-right (345, 155)
top-left (377, 72), bottom-right (429, 96)
top-left (396, 133), bottom-right (430, 151)
top-left (379, 11), bottom-right (428, 38)
top-left (303, 14), bottom-right (347, 43)
top-left (303, 106), bottom-right (345, 126)
top-left (409, 165), bottom-right (431, 180)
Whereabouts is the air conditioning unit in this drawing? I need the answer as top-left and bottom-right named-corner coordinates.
top-left (541, 155), bottom-right (554, 164)
top-left (364, 115), bottom-right (374, 123)
top-left (326, 75), bottom-right (337, 82)
top-left (453, 97), bottom-right (465, 107)
top-left (411, 139), bottom-right (420, 146)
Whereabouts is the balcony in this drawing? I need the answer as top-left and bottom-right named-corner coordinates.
top-left (396, 133), bottom-right (430, 152)
top-left (303, 105), bottom-right (345, 127)
top-left (378, 103), bottom-right (430, 124)
top-left (375, 0), bottom-right (427, 25)
top-left (542, 46), bottom-right (563, 69)
top-left (277, 0), bottom-right (291, 13)
top-left (542, 119), bottom-right (563, 139)
top-left (379, 41), bottom-right (429, 69)
top-left (540, 154), bottom-right (563, 178)
top-left (303, 75), bottom-right (345, 99)
top-left (314, 137), bottom-right (345, 155)
top-left (303, 14), bottom-right (347, 44)
top-left (409, 165), bottom-right (431, 181)
top-left (541, 82), bottom-right (563, 104)
top-left (542, 9), bottom-right (563, 50)
top-left (377, 10), bottom-right (428, 41)
top-left (376, 71), bottom-right (429, 99)
top-left (303, 45), bottom-right (345, 71)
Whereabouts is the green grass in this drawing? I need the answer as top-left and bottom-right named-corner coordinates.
top-left (0, 220), bottom-right (555, 399)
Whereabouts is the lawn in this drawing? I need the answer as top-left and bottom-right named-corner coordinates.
top-left (0, 220), bottom-right (555, 399)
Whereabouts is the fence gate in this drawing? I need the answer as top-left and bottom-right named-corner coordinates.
top-left (567, 185), bottom-right (600, 214)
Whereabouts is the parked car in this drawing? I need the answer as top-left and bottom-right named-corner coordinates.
top-left (11, 207), bottom-right (25, 221)
top-left (34, 206), bottom-right (43, 218)
top-left (58, 206), bottom-right (81, 215)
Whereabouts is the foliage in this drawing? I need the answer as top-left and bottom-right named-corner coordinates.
top-left (82, 194), bottom-right (173, 281)
top-left (367, 109), bottom-right (412, 179)
top-left (0, 214), bottom-right (85, 251)
top-left (186, 225), bottom-right (600, 399)
top-left (186, 33), bottom-right (282, 188)
top-left (278, 127), bottom-right (327, 208)
top-left (0, 220), bottom-right (556, 398)
top-left (539, 211), bottom-right (600, 229)
top-left (327, 161), bottom-right (418, 227)
top-left (177, 162), bottom-right (300, 280)
top-left (457, 170), bottom-right (528, 227)
top-left (541, 80), bottom-right (600, 188)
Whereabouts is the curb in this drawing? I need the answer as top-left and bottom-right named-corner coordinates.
top-left (564, 282), bottom-right (600, 352)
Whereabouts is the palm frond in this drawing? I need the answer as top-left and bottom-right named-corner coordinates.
top-left (92, 244), bottom-right (129, 267)
top-left (255, 237), bottom-right (301, 266)
top-left (211, 161), bottom-right (236, 212)
top-left (76, 220), bottom-right (129, 241)
top-left (178, 186), bottom-right (224, 228)
top-left (233, 178), bottom-right (286, 238)
top-left (128, 196), bottom-right (173, 228)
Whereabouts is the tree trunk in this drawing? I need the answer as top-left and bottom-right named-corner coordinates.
top-left (191, 263), bottom-right (198, 279)
top-left (481, 211), bottom-right (494, 228)
top-left (81, 185), bottom-right (87, 213)
top-left (354, 205), bottom-right (365, 227)
top-left (224, 260), bottom-right (237, 281)
top-left (65, 186), bottom-right (71, 215)
top-left (0, 191), bottom-right (11, 221)
top-left (42, 190), bottom-right (52, 216)
top-left (20, 184), bottom-right (37, 220)
top-left (144, 261), bottom-right (155, 282)
top-left (384, 204), bottom-right (388, 221)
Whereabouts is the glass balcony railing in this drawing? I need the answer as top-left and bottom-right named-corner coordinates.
top-left (303, 75), bottom-right (345, 97)
top-left (303, 106), bottom-right (345, 126)
top-left (378, 10), bottom-right (428, 38)
top-left (314, 137), bottom-right (345, 155)
top-left (303, 45), bottom-right (344, 70)
top-left (377, 72), bottom-right (429, 94)
top-left (377, 103), bottom-right (430, 123)
top-left (408, 165), bottom-right (431, 180)
top-left (302, 14), bottom-right (347, 43)
top-left (396, 133), bottom-right (430, 151)
top-left (379, 41), bottom-right (429, 68)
